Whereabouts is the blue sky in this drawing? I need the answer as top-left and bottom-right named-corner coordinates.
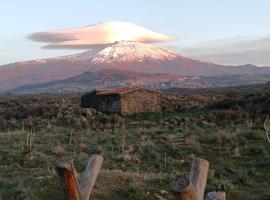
top-left (1, 0), bottom-right (270, 66)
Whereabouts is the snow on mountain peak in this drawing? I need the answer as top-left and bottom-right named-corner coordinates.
top-left (91, 40), bottom-right (181, 64)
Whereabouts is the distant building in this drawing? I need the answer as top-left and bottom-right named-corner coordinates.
top-left (81, 87), bottom-right (162, 115)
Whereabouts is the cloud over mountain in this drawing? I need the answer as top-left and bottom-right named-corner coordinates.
top-left (29, 21), bottom-right (175, 49)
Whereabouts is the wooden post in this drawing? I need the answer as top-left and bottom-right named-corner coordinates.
top-left (189, 158), bottom-right (209, 200)
top-left (205, 191), bottom-right (226, 200)
top-left (56, 155), bottom-right (103, 200)
top-left (80, 155), bottom-right (104, 200)
top-left (171, 176), bottom-right (197, 200)
top-left (56, 158), bottom-right (82, 200)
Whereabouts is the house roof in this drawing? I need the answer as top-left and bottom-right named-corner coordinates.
top-left (96, 87), bottom-right (161, 96)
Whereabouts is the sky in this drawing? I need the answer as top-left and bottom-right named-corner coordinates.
top-left (0, 0), bottom-right (270, 66)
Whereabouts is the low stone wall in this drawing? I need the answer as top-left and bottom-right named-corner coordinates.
top-left (120, 89), bottom-right (161, 115)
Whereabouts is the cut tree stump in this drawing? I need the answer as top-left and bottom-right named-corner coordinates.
top-left (80, 155), bottom-right (103, 200)
top-left (189, 158), bottom-right (209, 200)
top-left (56, 159), bottom-right (82, 200)
top-left (171, 176), bottom-right (197, 200)
top-left (56, 155), bottom-right (103, 200)
top-left (205, 191), bottom-right (226, 200)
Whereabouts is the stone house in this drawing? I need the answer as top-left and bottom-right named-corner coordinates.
top-left (81, 87), bottom-right (162, 115)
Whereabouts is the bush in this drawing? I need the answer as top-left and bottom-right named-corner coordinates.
top-left (191, 143), bottom-right (203, 154)
top-left (231, 135), bottom-right (248, 146)
top-left (248, 145), bottom-right (266, 156)
top-left (207, 178), bottom-right (234, 192)
top-left (243, 130), bottom-right (264, 140)
top-left (166, 144), bottom-right (183, 158)
top-left (208, 109), bottom-right (249, 123)
top-left (255, 157), bottom-right (270, 168)
top-left (142, 145), bottom-right (158, 160)
top-left (126, 183), bottom-right (143, 199)
top-left (215, 166), bottom-right (238, 178)
top-left (0, 179), bottom-right (22, 200)
top-left (233, 174), bottom-right (250, 185)
top-left (85, 146), bottom-right (102, 154)
top-left (247, 167), bottom-right (257, 177)
top-left (199, 133), bottom-right (219, 144)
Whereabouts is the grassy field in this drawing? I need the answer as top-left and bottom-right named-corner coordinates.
top-left (0, 92), bottom-right (269, 200)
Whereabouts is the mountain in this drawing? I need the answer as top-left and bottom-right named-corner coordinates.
top-left (1, 40), bottom-right (270, 91)
top-left (0, 52), bottom-right (93, 91)
top-left (9, 69), bottom-right (193, 93)
top-left (10, 69), bottom-right (270, 94)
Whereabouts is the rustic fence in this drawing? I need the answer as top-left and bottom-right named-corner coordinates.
top-left (55, 156), bottom-right (225, 200)
top-left (56, 155), bottom-right (103, 200)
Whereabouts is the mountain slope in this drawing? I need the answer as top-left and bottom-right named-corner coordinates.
top-left (9, 69), bottom-right (186, 93)
top-left (10, 69), bottom-right (270, 94)
top-left (1, 41), bottom-right (270, 91)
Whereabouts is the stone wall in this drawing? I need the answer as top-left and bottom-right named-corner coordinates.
top-left (96, 95), bottom-right (121, 113)
top-left (81, 91), bottom-right (121, 114)
top-left (120, 89), bottom-right (161, 115)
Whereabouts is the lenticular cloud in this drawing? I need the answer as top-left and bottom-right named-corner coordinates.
top-left (29, 21), bottom-right (175, 49)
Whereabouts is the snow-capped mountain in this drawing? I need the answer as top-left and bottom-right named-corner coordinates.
top-left (91, 41), bottom-right (180, 64)
top-left (1, 40), bottom-right (270, 91)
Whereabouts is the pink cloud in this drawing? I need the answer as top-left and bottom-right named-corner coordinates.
top-left (29, 21), bottom-right (176, 49)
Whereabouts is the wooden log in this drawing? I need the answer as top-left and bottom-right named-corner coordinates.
top-left (189, 158), bottom-right (209, 200)
top-left (171, 176), bottom-right (197, 200)
top-left (205, 191), bottom-right (226, 200)
top-left (80, 155), bottom-right (104, 200)
top-left (56, 155), bottom-right (103, 200)
top-left (56, 158), bottom-right (82, 200)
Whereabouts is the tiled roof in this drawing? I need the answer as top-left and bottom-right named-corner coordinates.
top-left (97, 87), bottom-right (139, 95)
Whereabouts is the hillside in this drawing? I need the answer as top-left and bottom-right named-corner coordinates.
top-left (9, 69), bottom-right (270, 94)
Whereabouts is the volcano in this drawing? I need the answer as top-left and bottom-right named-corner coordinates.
top-left (1, 41), bottom-right (270, 91)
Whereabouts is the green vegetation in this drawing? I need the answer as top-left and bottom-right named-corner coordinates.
top-left (0, 92), bottom-right (269, 199)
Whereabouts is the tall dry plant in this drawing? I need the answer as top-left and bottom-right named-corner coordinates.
top-left (21, 129), bottom-right (35, 152)
top-left (263, 115), bottom-right (270, 145)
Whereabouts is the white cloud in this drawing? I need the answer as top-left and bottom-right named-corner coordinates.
top-left (29, 21), bottom-right (175, 49)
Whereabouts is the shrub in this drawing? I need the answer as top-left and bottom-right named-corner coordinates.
top-left (248, 145), bottom-right (266, 156)
top-left (215, 166), bottom-right (238, 178)
top-left (191, 143), bottom-right (203, 154)
top-left (208, 178), bottom-right (234, 192)
top-left (233, 174), bottom-right (250, 185)
top-left (231, 135), bottom-right (248, 147)
top-left (126, 183), bottom-right (143, 199)
top-left (261, 193), bottom-right (270, 200)
top-left (255, 157), bottom-right (270, 168)
top-left (143, 144), bottom-right (158, 160)
top-left (166, 144), bottom-right (183, 158)
top-left (85, 146), bottom-right (102, 154)
top-left (243, 130), bottom-right (264, 140)
top-left (199, 133), bottom-right (219, 144)
top-left (208, 109), bottom-right (249, 123)
top-left (0, 179), bottom-right (22, 200)
top-left (247, 167), bottom-right (257, 177)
